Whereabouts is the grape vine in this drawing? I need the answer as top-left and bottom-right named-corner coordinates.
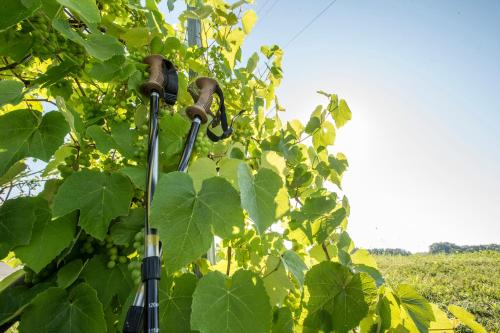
top-left (0, 1), bottom-right (480, 333)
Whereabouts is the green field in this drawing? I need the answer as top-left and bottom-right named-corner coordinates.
top-left (375, 252), bottom-right (500, 333)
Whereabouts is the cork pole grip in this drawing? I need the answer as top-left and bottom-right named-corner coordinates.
top-left (186, 77), bottom-right (218, 124)
top-left (141, 55), bottom-right (165, 96)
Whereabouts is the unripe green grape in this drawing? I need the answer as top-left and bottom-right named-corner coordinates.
top-left (131, 269), bottom-right (141, 279)
top-left (119, 256), bottom-right (128, 264)
top-left (107, 261), bottom-right (116, 269)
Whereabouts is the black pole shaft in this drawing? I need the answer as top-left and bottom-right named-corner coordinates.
top-left (144, 92), bottom-right (160, 333)
top-left (178, 116), bottom-right (201, 172)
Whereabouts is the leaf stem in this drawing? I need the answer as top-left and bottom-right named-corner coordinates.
top-left (321, 241), bottom-right (331, 261)
top-left (226, 246), bottom-right (232, 276)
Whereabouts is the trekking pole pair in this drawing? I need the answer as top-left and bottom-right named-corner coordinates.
top-left (123, 55), bottom-right (230, 333)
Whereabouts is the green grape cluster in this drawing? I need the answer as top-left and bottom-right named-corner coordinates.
top-left (231, 117), bottom-right (254, 143)
top-left (128, 229), bottom-right (145, 285)
top-left (133, 132), bottom-right (148, 161)
top-left (103, 235), bottom-right (130, 269)
top-left (99, 0), bottom-right (129, 17)
top-left (12, 15), bottom-right (84, 60)
top-left (57, 144), bottom-right (97, 178)
top-left (80, 234), bottom-right (130, 269)
top-left (194, 134), bottom-right (212, 157)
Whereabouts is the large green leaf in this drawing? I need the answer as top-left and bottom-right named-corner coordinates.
top-left (52, 170), bottom-right (133, 240)
top-left (448, 304), bottom-right (486, 333)
top-left (56, 259), bottom-right (85, 289)
top-left (242, 9), bottom-right (257, 34)
top-left (191, 270), bottom-right (272, 333)
top-left (87, 122), bottom-right (138, 158)
top-left (0, 282), bottom-right (51, 326)
top-left (110, 207), bottom-right (144, 245)
top-left (263, 255), bottom-right (293, 306)
top-left (238, 164), bottom-right (288, 233)
top-left (281, 250), bottom-right (307, 288)
top-left (81, 255), bottom-right (133, 308)
top-left (304, 261), bottom-right (377, 333)
top-left (0, 197), bottom-right (46, 250)
top-left (158, 113), bottom-right (190, 167)
top-left (84, 33), bottom-right (125, 62)
top-left (56, 0), bottom-right (100, 26)
top-left (333, 99), bottom-right (352, 128)
top-left (272, 307), bottom-right (293, 333)
top-left (0, 80), bottom-right (24, 107)
top-left (397, 284), bottom-right (435, 333)
top-left (0, 0), bottom-right (41, 31)
top-left (19, 283), bottom-right (106, 332)
top-left (150, 172), bottom-right (244, 272)
top-left (159, 272), bottom-right (197, 333)
top-left (16, 212), bottom-right (77, 273)
top-left (0, 109), bottom-right (69, 176)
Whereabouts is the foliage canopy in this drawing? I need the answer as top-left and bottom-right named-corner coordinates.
top-left (0, 0), bottom-right (486, 332)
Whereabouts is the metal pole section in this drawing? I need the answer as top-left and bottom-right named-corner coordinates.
top-left (187, 2), bottom-right (217, 266)
top-left (179, 117), bottom-right (202, 172)
top-left (144, 92), bottom-right (160, 333)
top-left (187, 3), bottom-right (202, 79)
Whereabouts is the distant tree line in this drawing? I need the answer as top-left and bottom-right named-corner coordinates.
top-left (368, 248), bottom-right (412, 256)
top-left (368, 243), bottom-right (500, 255)
top-left (428, 242), bottom-right (500, 254)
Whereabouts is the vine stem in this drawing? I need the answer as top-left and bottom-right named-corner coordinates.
top-left (25, 98), bottom-right (57, 106)
top-left (226, 246), bottom-right (232, 276)
top-left (263, 258), bottom-right (281, 278)
top-left (322, 241), bottom-right (331, 260)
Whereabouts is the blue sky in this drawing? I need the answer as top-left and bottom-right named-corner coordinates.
top-left (169, 1), bottom-right (499, 251)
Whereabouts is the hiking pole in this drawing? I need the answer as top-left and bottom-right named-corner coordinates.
top-left (180, 76), bottom-right (235, 172)
top-left (123, 55), bottom-right (178, 333)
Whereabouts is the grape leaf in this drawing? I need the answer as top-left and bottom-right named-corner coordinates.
top-left (52, 18), bottom-right (123, 61)
top-left (0, 109), bottom-right (69, 176)
top-left (158, 113), bottom-right (190, 167)
top-left (191, 270), bottom-right (272, 333)
top-left (52, 170), bottom-right (133, 240)
top-left (81, 255), bottom-right (133, 308)
top-left (87, 122), bottom-right (138, 158)
top-left (0, 30), bottom-right (32, 61)
top-left (263, 255), bottom-right (293, 306)
top-left (110, 207), bottom-right (144, 245)
top-left (0, 282), bottom-right (51, 326)
top-left (218, 158), bottom-right (244, 190)
top-left (272, 307), bottom-right (293, 333)
top-left (188, 157), bottom-right (217, 192)
top-left (151, 172), bottom-right (244, 272)
top-left (238, 164), bottom-right (288, 233)
top-left (159, 272), bottom-right (197, 333)
top-left (397, 284), bottom-right (435, 333)
top-left (0, 80), bottom-right (24, 107)
top-left (448, 305), bottom-right (486, 333)
top-left (429, 304), bottom-right (454, 332)
top-left (333, 99), bottom-right (352, 128)
top-left (0, 0), bottom-right (41, 31)
top-left (121, 27), bottom-right (151, 48)
top-left (281, 250), bottom-right (307, 288)
top-left (57, 259), bottom-right (85, 289)
top-left (119, 166), bottom-right (146, 191)
top-left (304, 262), bottom-right (377, 333)
top-left (242, 9), bottom-right (257, 34)
top-left (0, 161), bottom-right (26, 186)
top-left (56, 0), bottom-right (100, 26)
top-left (312, 121), bottom-right (335, 150)
top-left (0, 197), bottom-right (46, 250)
top-left (16, 211), bottom-right (77, 273)
top-left (19, 283), bottom-right (106, 332)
